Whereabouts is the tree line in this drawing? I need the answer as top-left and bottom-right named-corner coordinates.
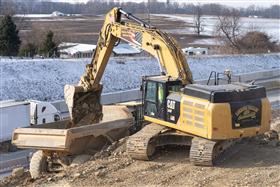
top-left (0, 0), bottom-right (278, 57)
top-left (215, 9), bottom-right (279, 54)
top-left (0, 11), bottom-right (278, 57)
top-left (0, 15), bottom-right (57, 57)
top-left (0, 0), bottom-right (279, 19)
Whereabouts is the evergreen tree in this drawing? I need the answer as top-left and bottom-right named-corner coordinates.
top-left (40, 31), bottom-right (57, 57)
top-left (0, 15), bottom-right (21, 56)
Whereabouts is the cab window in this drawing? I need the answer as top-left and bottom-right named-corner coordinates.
top-left (158, 83), bottom-right (164, 105)
top-left (168, 85), bottom-right (181, 93)
top-left (146, 103), bottom-right (157, 116)
top-left (146, 81), bottom-right (157, 102)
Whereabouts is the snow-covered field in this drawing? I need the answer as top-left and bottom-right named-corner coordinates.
top-left (14, 14), bottom-right (82, 18)
top-left (155, 14), bottom-right (280, 42)
top-left (14, 14), bottom-right (84, 22)
top-left (1, 53), bottom-right (279, 101)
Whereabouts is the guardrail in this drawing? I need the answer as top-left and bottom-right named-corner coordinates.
top-left (0, 150), bottom-right (32, 176)
top-left (101, 68), bottom-right (280, 104)
top-left (101, 89), bottom-right (142, 104)
top-left (48, 68), bottom-right (280, 106)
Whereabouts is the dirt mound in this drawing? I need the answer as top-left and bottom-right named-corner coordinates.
top-left (271, 109), bottom-right (280, 133)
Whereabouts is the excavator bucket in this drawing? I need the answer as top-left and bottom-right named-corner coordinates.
top-left (64, 84), bottom-right (103, 127)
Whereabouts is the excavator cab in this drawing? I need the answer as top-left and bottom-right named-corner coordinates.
top-left (142, 75), bottom-right (182, 121)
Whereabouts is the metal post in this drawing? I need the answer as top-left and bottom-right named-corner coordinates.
top-left (148, 0), bottom-right (150, 24)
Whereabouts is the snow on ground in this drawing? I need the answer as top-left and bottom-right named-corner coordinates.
top-left (14, 14), bottom-right (55, 18)
top-left (154, 14), bottom-right (280, 42)
top-left (13, 14), bottom-right (85, 22)
top-left (28, 18), bottom-right (88, 22)
top-left (14, 14), bottom-right (82, 18)
top-left (60, 43), bottom-right (96, 55)
top-left (0, 53), bottom-right (279, 101)
top-left (189, 38), bottom-right (223, 46)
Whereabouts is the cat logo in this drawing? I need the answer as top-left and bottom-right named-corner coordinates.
top-left (235, 105), bottom-right (259, 121)
top-left (167, 100), bottom-right (176, 110)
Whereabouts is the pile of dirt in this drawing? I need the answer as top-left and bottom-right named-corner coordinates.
top-left (1, 110), bottom-right (280, 187)
top-left (271, 109), bottom-right (280, 133)
top-left (0, 171), bottom-right (31, 187)
top-left (0, 137), bottom-right (129, 187)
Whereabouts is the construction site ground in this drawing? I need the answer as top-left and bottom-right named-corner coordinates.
top-left (1, 109), bottom-right (280, 187)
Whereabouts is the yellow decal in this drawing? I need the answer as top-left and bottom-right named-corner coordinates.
top-left (235, 105), bottom-right (259, 121)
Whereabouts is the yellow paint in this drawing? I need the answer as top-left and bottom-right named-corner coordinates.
top-left (145, 95), bottom-right (271, 140)
top-left (85, 8), bottom-right (271, 142)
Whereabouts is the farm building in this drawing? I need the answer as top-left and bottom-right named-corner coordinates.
top-left (113, 44), bottom-right (142, 56)
top-left (58, 43), bottom-right (142, 58)
top-left (58, 43), bottom-right (96, 58)
top-left (182, 47), bottom-right (208, 56)
top-left (51, 11), bottom-right (64, 17)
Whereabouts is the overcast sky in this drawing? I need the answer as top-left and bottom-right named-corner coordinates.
top-left (50, 0), bottom-right (278, 8)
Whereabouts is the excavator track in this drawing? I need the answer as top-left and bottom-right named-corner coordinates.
top-left (127, 124), bottom-right (237, 166)
top-left (190, 137), bottom-right (235, 166)
top-left (127, 123), bottom-right (167, 160)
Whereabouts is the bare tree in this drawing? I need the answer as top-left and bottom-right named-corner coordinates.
top-left (237, 31), bottom-right (278, 54)
top-left (193, 5), bottom-right (203, 36)
top-left (216, 9), bottom-right (242, 51)
top-left (0, 0), bottom-right (16, 16)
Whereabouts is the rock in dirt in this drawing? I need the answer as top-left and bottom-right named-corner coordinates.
top-left (94, 170), bottom-right (105, 177)
top-left (70, 154), bottom-right (92, 167)
top-left (73, 173), bottom-right (81, 179)
top-left (97, 165), bottom-right (106, 170)
top-left (264, 130), bottom-right (279, 141)
top-left (271, 123), bottom-right (280, 140)
top-left (94, 168), bottom-right (107, 177)
top-left (94, 171), bottom-right (102, 177)
top-left (94, 150), bottom-right (111, 159)
top-left (12, 167), bottom-right (24, 177)
top-left (56, 171), bottom-right (66, 178)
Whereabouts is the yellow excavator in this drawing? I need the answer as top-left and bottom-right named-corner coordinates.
top-left (65, 8), bottom-right (271, 166)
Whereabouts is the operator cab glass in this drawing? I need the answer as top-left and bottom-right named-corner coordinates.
top-left (143, 76), bottom-right (182, 121)
top-left (145, 81), bottom-right (157, 117)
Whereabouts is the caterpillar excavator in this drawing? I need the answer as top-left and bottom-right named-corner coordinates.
top-left (64, 8), bottom-right (271, 166)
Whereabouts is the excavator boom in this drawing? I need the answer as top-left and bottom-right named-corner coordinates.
top-left (65, 8), bottom-right (193, 126)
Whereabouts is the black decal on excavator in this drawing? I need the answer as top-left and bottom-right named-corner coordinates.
top-left (134, 32), bottom-right (142, 45)
top-left (230, 100), bottom-right (261, 129)
top-left (166, 99), bottom-right (180, 124)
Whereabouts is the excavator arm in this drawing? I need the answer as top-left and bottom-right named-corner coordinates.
top-left (80, 8), bottom-right (193, 90)
top-left (65, 8), bottom-right (193, 126)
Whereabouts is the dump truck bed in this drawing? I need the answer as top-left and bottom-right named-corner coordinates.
top-left (12, 106), bottom-right (133, 154)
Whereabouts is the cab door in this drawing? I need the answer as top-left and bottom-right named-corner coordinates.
top-left (144, 81), bottom-right (166, 120)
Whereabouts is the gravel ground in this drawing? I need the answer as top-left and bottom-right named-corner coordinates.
top-left (1, 53), bottom-right (279, 101)
top-left (1, 110), bottom-right (280, 187)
